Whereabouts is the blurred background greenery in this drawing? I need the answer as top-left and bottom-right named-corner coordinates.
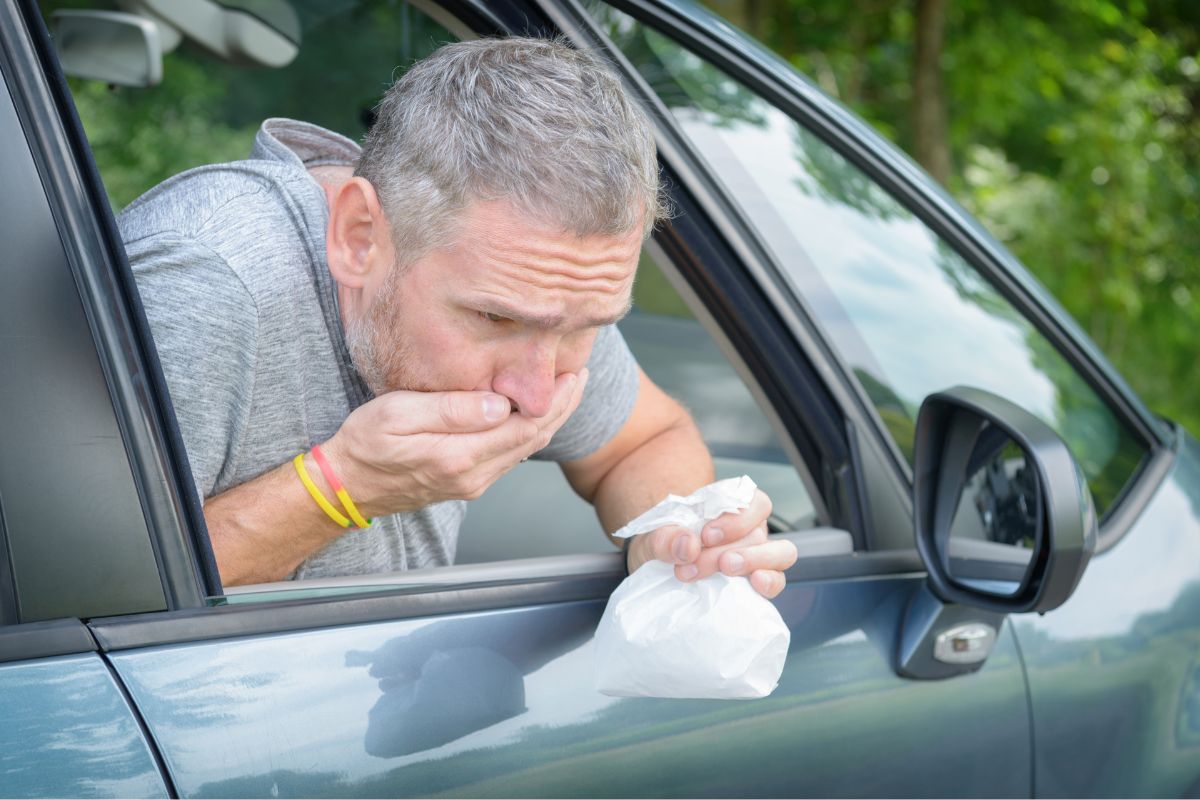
top-left (702, 0), bottom-right (1200, 435)
top-left (48, 0), bottom-right (1199, 436)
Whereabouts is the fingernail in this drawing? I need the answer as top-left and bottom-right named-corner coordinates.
top-left (579, 367), bottom-right (590, 386)
top-left (723, 553), bottom-right (745, 574)
top-left (703, 527), bottom-right (724, 546)
top-left (678, 564), bottom-right (698, 581)
top-left (672, 535), bottom-right (692, 562)
top-left (483, 395), bottom-right (510, 421)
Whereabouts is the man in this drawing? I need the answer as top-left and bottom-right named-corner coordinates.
top-left (120, 37), bottom-right (798, 592)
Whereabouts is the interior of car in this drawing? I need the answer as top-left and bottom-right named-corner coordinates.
top-left (44, 0), bottom-right (845, 604)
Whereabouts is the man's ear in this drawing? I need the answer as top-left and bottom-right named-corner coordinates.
top-left (326, 177), bottom-right (394, 290)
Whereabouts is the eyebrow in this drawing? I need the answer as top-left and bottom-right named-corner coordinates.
top-left (472, 297), bottom-right (634, 330)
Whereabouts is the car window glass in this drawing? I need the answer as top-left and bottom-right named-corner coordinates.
top-left (587, 3), bottom-right (1148, 516)
top-left (628, 251), bottom-right (817, 526)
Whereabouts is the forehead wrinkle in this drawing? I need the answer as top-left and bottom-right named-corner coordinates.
top-left (488, 258), bottom-right (635, 295)
top-left (483, 226), bottom-right (641, 259)
top-left (482, 236), bottom-right (641, 280)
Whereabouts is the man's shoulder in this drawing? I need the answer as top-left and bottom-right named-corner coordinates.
top-left (118, 159), bottom-right (324, 256)
top-left (119, 160), bottom-right (326, 294)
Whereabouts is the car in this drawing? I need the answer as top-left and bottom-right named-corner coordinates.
top-left (1, 0), bottom-right (1198, 797)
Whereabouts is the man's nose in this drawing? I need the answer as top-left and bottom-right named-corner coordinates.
top-left (493, 341), bottom-right (559, 418)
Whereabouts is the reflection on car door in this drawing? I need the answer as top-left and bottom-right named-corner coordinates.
top-left (96, 562), bottom-right (1031, 797)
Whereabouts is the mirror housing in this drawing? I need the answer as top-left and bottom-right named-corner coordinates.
top-left (53, 10), bottom-right (163, 88)
top-left (913, 386), bottom-right (1097, 614)
top-left (118, 0), bottom-right (301, 68)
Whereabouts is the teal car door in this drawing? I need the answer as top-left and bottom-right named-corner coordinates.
top-left (20, 0), bottom-right (1195, 793)
top-left (53, 0), bottom-right (1035, 796)
top-left (0, 2), bottom-right (177, 796)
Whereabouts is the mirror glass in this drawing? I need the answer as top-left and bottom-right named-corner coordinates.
top-left (942, 423), bottom-right (1041, 597)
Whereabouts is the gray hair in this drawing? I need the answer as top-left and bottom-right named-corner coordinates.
top-left (355, 37), bottom-right (667, 266)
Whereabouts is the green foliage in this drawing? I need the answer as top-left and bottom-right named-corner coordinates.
top-left (632, 252), bottom-right (694, 318)
top-left (48, 0), bottom-right (1200, 438)
top-left (67, 62), bottom-right (258, 210)
top-left (715, 0), bottom-right (1200, 437)
top-left (951, 1), bottom-right (1200, 436)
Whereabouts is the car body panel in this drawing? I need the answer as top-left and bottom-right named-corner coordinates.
top-left (0, 653), bottom-right (168, 798)
top-left (111, 576), bottom-right (1030, 798)
top-left (1014, 430), bottom-right (1200, 797)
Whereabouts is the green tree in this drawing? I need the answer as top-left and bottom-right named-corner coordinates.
top-left (704, 0), bottom-right (1200, 437)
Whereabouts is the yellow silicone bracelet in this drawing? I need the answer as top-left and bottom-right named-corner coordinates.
top-left (334, 487), bottom-right (372, 530)
top-left (293, 453), bottom-right (351, 528)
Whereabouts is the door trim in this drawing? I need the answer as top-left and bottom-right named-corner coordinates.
top-left (0, 618), bottom-right (96, 664)
top-left (90, 548), bottom-right (926, 651)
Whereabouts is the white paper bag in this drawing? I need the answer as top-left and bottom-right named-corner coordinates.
top-left (594, 476), bottom-right (790, 699)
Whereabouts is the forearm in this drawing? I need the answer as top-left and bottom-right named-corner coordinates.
top-left (569, 374), bottom-right (791, 594)
top-left (562, 370), bottom-right (717, 560)
top-left (204, 380), bottom-right (581, 586)
top-left (591, 414), bottom-right (715, 540)
top-left (203, 454), bottom-right (349, 586)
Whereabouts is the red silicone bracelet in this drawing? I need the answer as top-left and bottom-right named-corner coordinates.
top-left (310, 443), bottom-right (345, 492)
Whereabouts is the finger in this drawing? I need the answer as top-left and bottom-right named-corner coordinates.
top-left (531, 368), bottom-right (589, 446)
top-left (459, 417), bottom-right (549, 491)
top-left (378, 390), bottom-right (515, 435)
top-left (717, 537), bottom-right (798, 578)
top-left (430, 410), bottom-right (542, 472)
top-left (678, 523), bottom-right (772, 582)
top-left (642, 525), bottom-right (700, 567)
top-left (497, 369), bottom-right (588, 460)
top-left (429, 368), bottom-right (590, 495)
top-left (484, 369), bottom-right (585, 461)
top-left (700, 489), bottom-right (773, 547)
top-left (749, 569), bottom-right (787, 599)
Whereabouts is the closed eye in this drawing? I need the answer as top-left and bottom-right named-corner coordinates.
top-left (479, 310), bottom-right (510, 323)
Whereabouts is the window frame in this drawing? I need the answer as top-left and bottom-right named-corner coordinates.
top-left (56, 0), bottom-right (865, 614)
top-left (645, 171), bottom-right (862, 539)
top-left (549, 0), bottom-right (1175, 552)
top-left (16, 0), bottom-right (981, 628)
top-left (22, 0), bottom-right (1172, 633)
top-left (3, 0), bottom-right (205, 623)
top-left (12, 0), bottom-right (557, 622)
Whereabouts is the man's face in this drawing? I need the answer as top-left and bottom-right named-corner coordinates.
top-left (345, 200), bottom-right (641, 417)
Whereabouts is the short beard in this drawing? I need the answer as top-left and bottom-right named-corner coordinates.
top-left (343, 266), bottom-right (414, 397)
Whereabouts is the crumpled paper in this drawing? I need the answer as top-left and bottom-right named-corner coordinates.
top-left (593, 476), bottom-right (790, 699)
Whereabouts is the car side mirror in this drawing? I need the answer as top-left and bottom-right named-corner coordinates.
top-left (898, 386), bottom-right (1097, 679)
top-left (914, 386), bottom-right (1097, 613)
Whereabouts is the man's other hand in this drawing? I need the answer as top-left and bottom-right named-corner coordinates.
top-left (625, 489), bottom-right (798, 599)
top-left (321, 369), bottom-right (589, 516)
